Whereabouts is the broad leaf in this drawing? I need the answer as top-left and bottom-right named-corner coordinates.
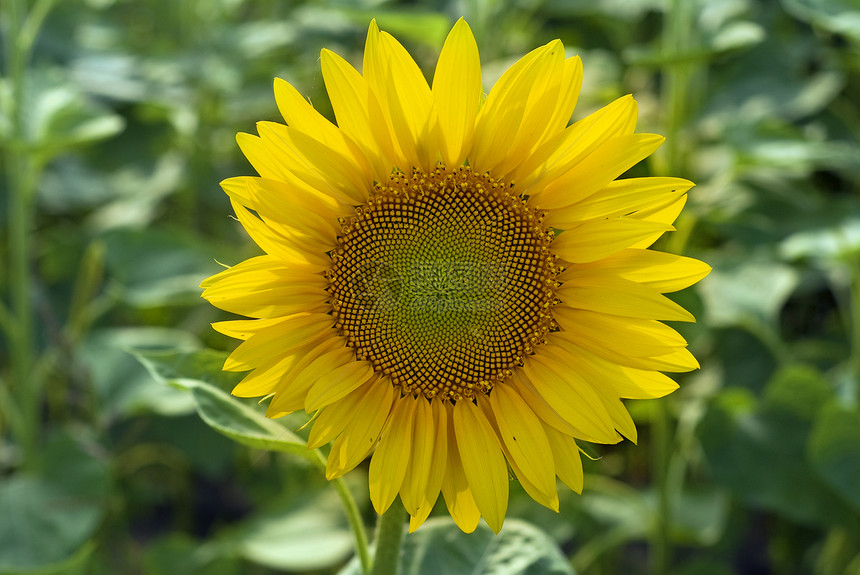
top-left (339, 518), bottom-right (575, 575)
top-left (134, 349), bottom-right (315, 463)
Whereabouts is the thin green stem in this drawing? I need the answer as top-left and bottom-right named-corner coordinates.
top-left (651, 1), bottom-right (696, 572)
top-left (18, 0), bottom-right (58, 56)
top-left (651, 398), bottom-right (672, 575)
top-left (332, 477), bottom-right (372, 575)
top-left (849, 259), bottom-right (860, 402)
top-left (371, 505), bottom-right (406, 575)
top-left (309, 452), bottom-right (372, 575)
top-left (4, 0), bottom-right (39, 462)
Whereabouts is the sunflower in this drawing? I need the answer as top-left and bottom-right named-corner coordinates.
top-left (201, 18), bottom-right (709, 534)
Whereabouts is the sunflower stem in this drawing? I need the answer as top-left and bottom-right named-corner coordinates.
top-left (371, 504), bottom-right (406, 575)
top-left (652, 398), bottom-right (672, 575)
top-left (309, 451), bottom-right (372, 575)
top-left (4, 0), bottom-right (39, 463)
top-left (652, 0), bottom-right (695, 570)
top-left (849, 259), bottom-right (860, 401)
top-left (332, 475), bottom-right (372, 575)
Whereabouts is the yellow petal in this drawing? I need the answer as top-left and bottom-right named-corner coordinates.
top-left (236, 132), bottom-right (289, 181)
top-left (304, 360), bottom-right (375, 412)
top-left (408, 399), bottom-right (448, 532)
top-left (533, 56), bottom-right (584, 151)
top-left (550, 219), bottom-right (674, 263)
top-left (552, 308), bottom-right (686, 358)
top-left (202, 258), bottom-right (330, 319)
top-left (378, 30), bottom-right (438, 172)
top-left (488, 384), bottom-right (558, 508)
top-left (232, 354), bottom-right (297, 398)
top-left (307, 385), bottom-right (368, 449)
top-left (369, 396), bottom-right (416, 514)
top-left (521, 354), bottom-right (620, 444)
top-left (489, 43), bottom-right (567, 177)
top-left (211, 315), bottom-right (290, 341)
top-left (320, 48), bottom-right (397, 178)
top-left (470, 40), bottom-right (562, 174)
top-left (273, 77), bottom-right (374, 180)
top-left (513, 94), bottom-right (638, 193)
top-left (535, 133), bottom-right (665, 209)
top-left (441, 404), bottom-right (481, 533)
top-left (542, 423), bottom-right (584, 493)
top-left (550, 341), bottom-right (680, 399)
top-left (556, 275), bottom-right (696, 322)
top-left (265, 338), bottom-right (348, 413)
top-left (400, 397), bottom-right (434, 516)
top-left (256, 121), bottom-right (368, 206)
top-left (238, 178), bottom-right (342, 247)
top-left (432, 18), bottom-right (481, 167)
top-left (231, 201), bottom-right (331, 270)
top-left (550, 311), bottom-right (698, 372)
top-left (326, 381), bottom-right (395, 479)
top-left (598, 394), bottom-right (638, 443)
top-left (509, 370), bottom-right (579, 436)
top-left (559, 248), bottom-right (712, 293)
top-left (631, 194), bottom-right (688, 227)
top-left (222, 313), bottom-right (333, 371)
top-left (560, 177), bottom-right (693, 222)
top-left (452, 399), bottom-right (509, 533)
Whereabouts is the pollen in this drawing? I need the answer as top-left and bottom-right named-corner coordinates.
top-left (327, 166), bottom-right (558, 401)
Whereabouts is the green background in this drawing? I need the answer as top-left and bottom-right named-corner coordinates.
top-left (1, 0), bottom-right (859, 573)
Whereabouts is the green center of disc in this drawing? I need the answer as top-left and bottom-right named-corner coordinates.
top-left (327, 166), bottom-right (557, 401)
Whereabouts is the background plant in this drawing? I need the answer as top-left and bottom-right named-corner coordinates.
top-left (1, 0), bottom-right (859, 574)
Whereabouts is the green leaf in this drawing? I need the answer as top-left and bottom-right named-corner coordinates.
top-left (780, 217), bottom-right (860, 262)
top-left (782, 0), bottom-right (860, 43)
top-left (698, 366), bottom-right (848, 526)
top-left (809, 403), bottom-right (860, 513)
top-left (233, 487), bottom-right (354, 571)
top-left (134, 349), bottom-right (315, 464)
top-left (339, 518), bottom-right (575, 575)
top-left (81, 327), bottom-right (199, 417)
top-left (698, 254), bottom-right (799, 329)
top-left (102, 227), bottom-right (222, 307)
top-left (0, 432), bottom-right (110, 573)
top-left (23, 68), bottom-right (124, 157)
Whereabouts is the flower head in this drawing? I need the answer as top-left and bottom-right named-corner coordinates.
top-left (202, 19), bottom-right (709, 533)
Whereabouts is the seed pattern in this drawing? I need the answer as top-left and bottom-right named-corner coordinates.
top-left (328, 166), bottom-right (559, 400)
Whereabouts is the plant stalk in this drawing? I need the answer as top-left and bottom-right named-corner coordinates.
top-left (370, 505), bottom-right (406, 575)
top-left (310, 452), bottom-right (372, 575)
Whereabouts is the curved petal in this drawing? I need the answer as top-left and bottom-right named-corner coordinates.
top-left (441, 403), bottom-right (481, 533)
top-left (535, 133), bottom-right (665, 209)
top-left (231, 201), bottom-right (332, 270)
top-left (556, 275), bottom-right (696, 322)
top-left (400, 397), bottom-right (434, 516)
top-left (378, 31), bottom-right (439, 172)
top-left (320, 47), bottom-right (397, 178)
top-left (273, 77), bottom-right (374, 180)
top-left (305, 360), bottom-right (376, 412)
top-left (433, 18), bottom-right (481, 167)
top-left (453, 399), bottom-right (509, 533)
top-left (470, 40), bottom-right (563, 174)
top-left (369, 396), bottom-right (416, 514)
top-left (488, 384), bottom-right (558, 508)
top-left (512, 94), bottom-right (637, 193)
top-left (408, 399), bottom-right (448, 532)
top-left (521, 353), bottom-right (620, 444)
top-left (550, 219), bottom-right (674, 263)
top-left (543, 423), bottom-right (584, 493)
top-left (559, 248), bottom-right (712, 293)
top-left (222, 313), bottom-right (334, 371)
top-left (326, 380), bottom-right (395, 479)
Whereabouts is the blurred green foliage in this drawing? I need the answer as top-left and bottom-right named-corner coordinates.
top-left (1, 0), bottom-right (860, 573)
